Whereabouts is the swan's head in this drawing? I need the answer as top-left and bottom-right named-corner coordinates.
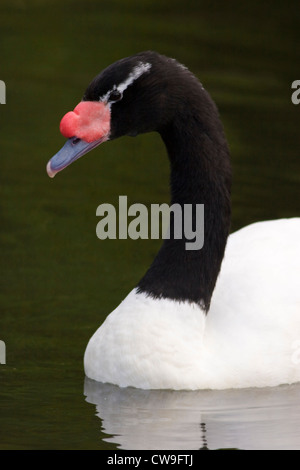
top-left (46, 51), bottom-right (200, 177)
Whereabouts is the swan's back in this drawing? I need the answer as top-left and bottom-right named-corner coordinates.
top-left (206, 218), bottom-right (300, 389)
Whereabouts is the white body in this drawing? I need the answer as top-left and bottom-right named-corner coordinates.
top-left (84, 218), bottom-right (300, 390)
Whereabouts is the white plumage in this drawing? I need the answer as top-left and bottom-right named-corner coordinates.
top-left (84, 218), bottom-right (300, 390)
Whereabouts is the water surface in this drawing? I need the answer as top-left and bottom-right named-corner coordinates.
top-left (85, 380), bottom-right (300, 450)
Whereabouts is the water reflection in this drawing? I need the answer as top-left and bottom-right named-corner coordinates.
top-left (84, 378), bottom-right (300, 450)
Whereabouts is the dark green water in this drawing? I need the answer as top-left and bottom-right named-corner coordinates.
top-left (1, 0), bottom-right (299, 449)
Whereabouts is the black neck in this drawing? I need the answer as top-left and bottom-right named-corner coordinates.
top-left (137, 90), bottom-right (231, 310)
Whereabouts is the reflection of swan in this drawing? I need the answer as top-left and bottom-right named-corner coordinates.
top-left (84, 379), bottom-right (300, 450)
top-left (48, 51), bottom-right (300, 390)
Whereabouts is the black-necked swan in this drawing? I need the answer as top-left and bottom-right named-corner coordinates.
top-left (47, 51), bottom-right (300, 390)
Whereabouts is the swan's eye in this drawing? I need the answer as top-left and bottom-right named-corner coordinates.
top-left (108, 89), bottom-right (122, 103)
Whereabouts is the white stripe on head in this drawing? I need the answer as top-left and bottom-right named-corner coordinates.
top-left (117, 61), bottom-right (152, 93)
top-left (100, 61), bottom-right (152, 103)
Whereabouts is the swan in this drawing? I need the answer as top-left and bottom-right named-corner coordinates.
top-left (47, 51), bottom-right (300, 390)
